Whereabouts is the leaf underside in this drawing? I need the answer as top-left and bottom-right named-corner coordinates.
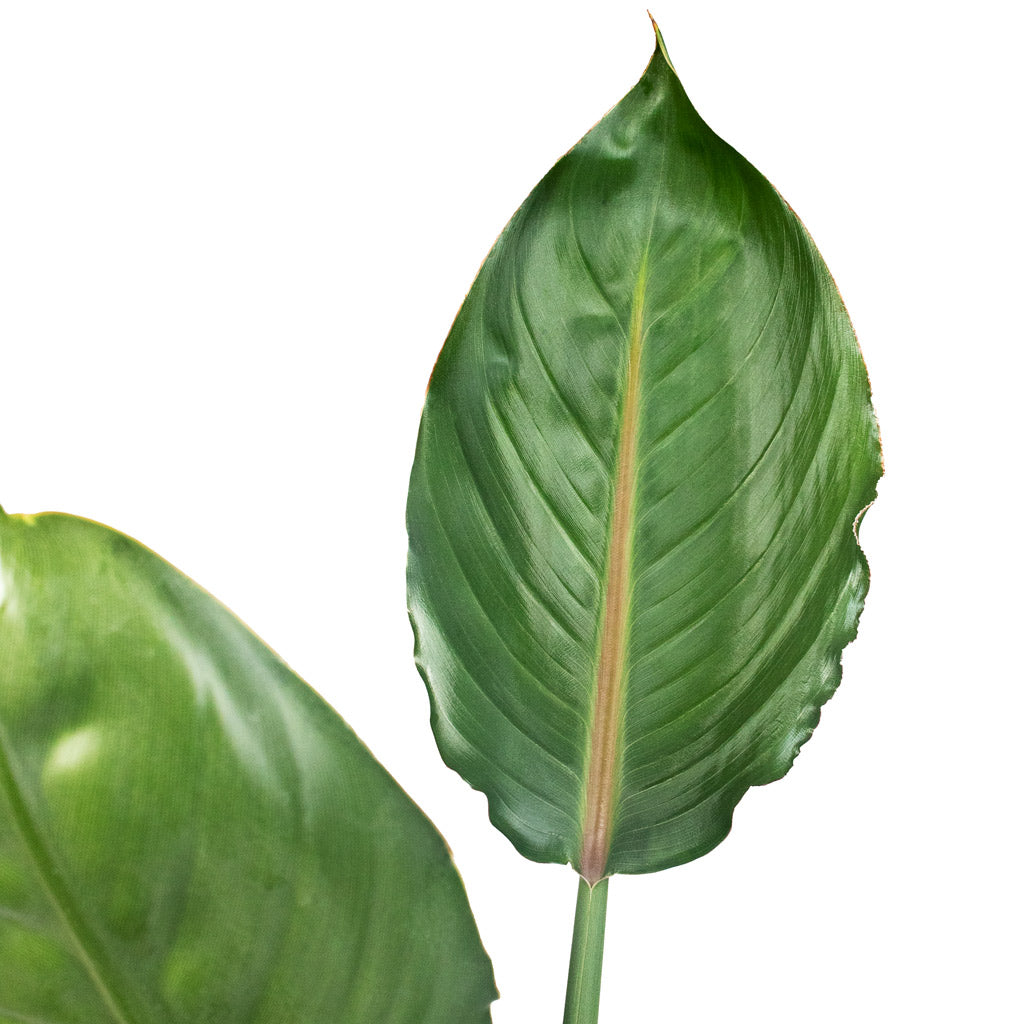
top-left (407, 27), bottom-right (881, 881)
top-left (0, 510), bottom-right (496, 1023)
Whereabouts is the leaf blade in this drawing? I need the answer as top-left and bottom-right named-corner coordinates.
top-left (0, 509), bottom-right (496, 1023)
top-left (407, 28), bottom-right (880, 879)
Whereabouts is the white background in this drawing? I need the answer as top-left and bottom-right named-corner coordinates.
top-left (1, 1), bottom-right (1020, 1021)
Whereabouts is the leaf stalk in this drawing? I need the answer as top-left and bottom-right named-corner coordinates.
top-left (562, 875), bottom-right (610, 1024)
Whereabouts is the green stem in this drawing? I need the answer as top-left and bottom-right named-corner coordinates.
top-left (562, 875), bottom-right (610, 1024)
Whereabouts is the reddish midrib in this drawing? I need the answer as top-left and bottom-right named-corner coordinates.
top-left (580, 263), bottom-right (647, 885)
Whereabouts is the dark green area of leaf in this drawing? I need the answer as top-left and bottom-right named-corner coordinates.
top-left (407, 29), bottom-right (880, 877)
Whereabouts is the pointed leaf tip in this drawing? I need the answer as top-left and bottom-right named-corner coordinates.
top-left (647, 12), bottom-right (676, 72)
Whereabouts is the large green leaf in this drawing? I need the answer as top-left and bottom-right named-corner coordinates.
top-left (407, 25), bottom-right (881, 883)
top-left (0, 508), bottom-right (496, 1022)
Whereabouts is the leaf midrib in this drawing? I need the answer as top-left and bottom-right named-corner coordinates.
top-left (0, 721), bottom-right (135, 1024)
top-left (579, 258), bottom-right (648, 885)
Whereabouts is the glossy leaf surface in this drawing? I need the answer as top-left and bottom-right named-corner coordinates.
top-left (0, 509), bottom-right (496, 1023)
top-left (407, 27), bottom-right (881, 882)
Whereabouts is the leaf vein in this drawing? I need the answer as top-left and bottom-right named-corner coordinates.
top-left (426, 461), bottom-right (587, 731)
top-left (0, 723), bottom-right (136, 1024)
top-left (623, 369), bottom-right (847, 773)
top-left (489, 393), bottom-right (601, 592)
top-left (509, 265), bottom-right (612, 472)
top-left (636, 302), bottom-right (812, 581)
top-left (642, 261), bottom-right (787, 459)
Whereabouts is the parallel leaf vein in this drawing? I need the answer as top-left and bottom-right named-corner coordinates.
top-left (566, 170), bottom-right (629, 335)
top-left (625, 496), bottom-right (853, 799)
top-left (637, 311), bottom-right (813, 579)
top-left (426, 468), bottom-right (587, 733)
top-left (638, 553), bottom-right (856, 825)
top-left (440, 417), bottom-right (587, 685)
top-left (504, 374), bottom-right (604, 524)
top-left (489, 395), bottom-right (600, 590)
top-left (629, 355), bottom-right (843, 717)
top-left (509, 268), bottom-right (611, 470)
top-left (0, 1006), bottom-right (78, 1024)
top-left (642, 264), bottom-right (787, 461)
top-left (622, 397), bottom-right (850, 804)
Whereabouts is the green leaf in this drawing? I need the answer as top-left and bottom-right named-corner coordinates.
top-left (407, 25), bottom-right (881, 883)
top-left (0, 509), bottom-right (497, 1023)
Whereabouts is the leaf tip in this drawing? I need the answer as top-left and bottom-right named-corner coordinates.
top-left (647, 11), bottom-right (677, 74)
